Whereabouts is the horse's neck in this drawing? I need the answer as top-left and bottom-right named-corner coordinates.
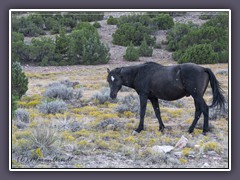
top-left (120, 66), bottom-right (138, 88)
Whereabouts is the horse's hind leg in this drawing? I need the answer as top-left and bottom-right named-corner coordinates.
top-left (188, 99), bottom-right (202, 133)
top-left (190, 95), bottom-right (209, 134)
top-left (149, 97), bottom-right (165, 132)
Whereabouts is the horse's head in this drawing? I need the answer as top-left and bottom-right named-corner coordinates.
top-left (107, 67), bottom-right (123, 99)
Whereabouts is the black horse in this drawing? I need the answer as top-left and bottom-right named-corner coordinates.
top-left (107, 62), bottom-right (225, 134)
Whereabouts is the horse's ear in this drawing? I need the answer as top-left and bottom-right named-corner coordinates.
top-left (107, 68), bottom-right (110, 74)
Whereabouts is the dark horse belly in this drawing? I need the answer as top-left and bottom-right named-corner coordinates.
top-left (149, 65), bottom-right (188, 101)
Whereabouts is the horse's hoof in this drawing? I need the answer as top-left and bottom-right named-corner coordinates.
top-left (188, 129), bottom-right (193, 134)
top-left (202, 131), bottom-right (207, 136)
top-left (131, 130), bottom-right (139, 136)
top-left (159, 126), bottom-right (165, 132)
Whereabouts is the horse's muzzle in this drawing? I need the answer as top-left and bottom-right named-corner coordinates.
top-left (110, 92), bottom-right (117, 99)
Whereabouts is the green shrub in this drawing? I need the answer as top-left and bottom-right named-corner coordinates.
top-left (11, 62), bottom-right (28, 116)
top-left (12, 62), bottom-right (28, 99)
top-left (123, 42), bottom-right (139, 61)
top-left (82, 35), bottom-right (110, 65)
top-left (12, 14), bottom-right (45, 37)
top-left (176, 44), bottom-right (218, 64)
top-left (139, 38), bottom-right (153, 57)
top-left (44, 17), bottom-right (60, 34)
top-left (93, 21), bottom-right (101, 28)
top-left (146, 12), bottom-right (186, 18)
top-left (113, 22), bottom-right (155, 46)
top-left (107, 16), bottom-right (119, 25)
top-left (152, 13), bottom-right (174, 30)
top-left (166, 22), bottom-right (198, 51)
top-left (166, 12), bottom-right (229, 64)
top-left (55, 28), bottom-right (69, 55)
top-left (68, 22), bottom-right (110, 65)
top-left (11, 32), bottom-right (29, 62)
top-left (117, 15), bottom-right (152, 27)
top-left (30, 37), bottom-right (60, 66)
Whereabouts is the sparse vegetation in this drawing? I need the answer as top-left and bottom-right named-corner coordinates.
top-left (38, 99), bottom-right (68, 114)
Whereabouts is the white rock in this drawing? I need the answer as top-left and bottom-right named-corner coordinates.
top-left (202, 163), bottom-right (210, 168)
top-left (151, 145), bottom-right (174, 154)
top-left (175, 135), bottom-right (188, 149)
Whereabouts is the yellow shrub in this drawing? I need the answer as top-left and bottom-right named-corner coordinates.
top-left (89, 111), bottom-right (118, 121)
top-left (18, 94), bottom-right (42, 108)
top-left (108, 103), bottom-right (118, 108)
top-left (179, 158), bottom-right (188, 164)
top-left (109, 140), bottom-right (123, 151)
top-left (77, 140), bottom-right (88, 146)
top-left (96, 140), bottom-right (108, 149)
top-left (168, 109), bottom-right (183, 118)
top-left (204, 141), bottom-right (222, 153)
top-left (101, 131), bottom-right (121, 139)
top-left (74, 129), bottom-right (91, 138)
top-left (34, 148), bottom-right (44, 158)
top-left (29, 121), bottom-right (38, 128)
top-left (194, 129), bottom-right (202, 136)
top-left (182, 147), bottom-right (192, 157)
top-left (184, 118), bottom-right (192, 124)
top-left (62, 131), bottom-right (75, 142)
top-left (161, 115), bottom-right (169, 122)
top-left (147, 138), bottom-right (158, 146)
top-left (124, 136), bottom-right (136, 143)
top-left (123, 111), bottom-right (134, 118)
top-left (73, 106), bottom-right (98, 115)
top-left (21, 94), bottom-right (42, 102)
top-left (125, 123), bottom-right (135, 130)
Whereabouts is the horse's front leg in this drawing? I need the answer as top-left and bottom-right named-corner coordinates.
top-left (149, 97), bottom-right (165, 132)
top-left (135, 94), bottom-right (148, 133)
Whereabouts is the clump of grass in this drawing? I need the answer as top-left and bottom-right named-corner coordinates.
top-left (29, 126), bottom-right (57, 150)
top-left (38, 99), bottom-right (68, 114)
top-left (116, 94), bottom-right (139, 114)
top-left (45, 80), bottom-right (82, 100)
top-left (91, 88), bottom-right (116, 104)
top-left (14, 108), bottom-right (30, 123)
top-left (95, 118), bottom-right (118, 130)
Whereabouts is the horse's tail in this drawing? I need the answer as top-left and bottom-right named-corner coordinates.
top-left (204, 68), bottom-right (225, 109)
